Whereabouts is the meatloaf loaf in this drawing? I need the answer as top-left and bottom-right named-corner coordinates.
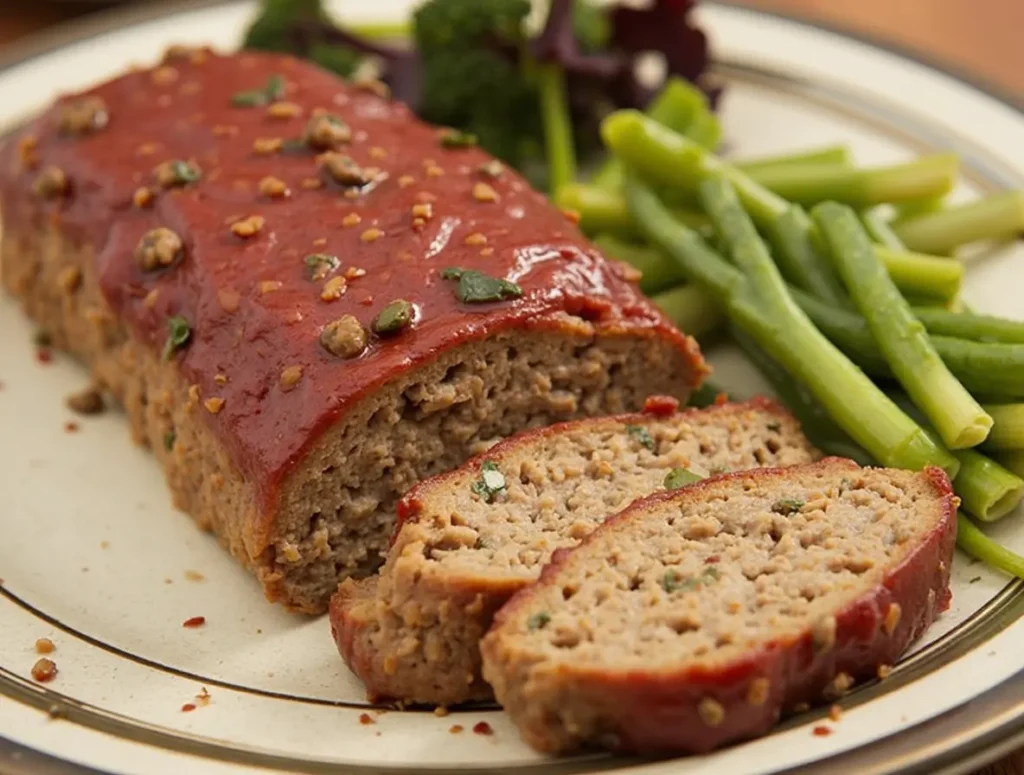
top-left (0, 49), bottom-right (704, 612)
top-left (481, 458), bottom-right (957, 755)
top-left (331, 396), bottom-right (818, 705)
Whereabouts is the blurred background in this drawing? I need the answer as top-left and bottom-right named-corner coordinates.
top-left (2, 0), bottom-right (1022, 100)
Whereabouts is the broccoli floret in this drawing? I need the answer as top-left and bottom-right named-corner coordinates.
top-left (413, 0), bottom-right (541, 167)
top-left (242, 0), bottom-right (363, 77)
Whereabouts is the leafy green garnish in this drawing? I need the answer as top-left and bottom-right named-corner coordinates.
top-left (162, 316), bottom-right (192, 361)
top-left (440, 128), bottom-right (478, 148)
top-left (771, 498), bottom-right (805, 515)
top-left (372, 300), bottom-right (415, 335)
top-left (527, 612), bottom-right (551, 631)
top-left (664, 468), bottom-right (702, 490)
top-left (304, 253), bottom-right (340, 281)
top-left (471, 460), bottom-right (506, 503)
top-left (231, 73), bottom-right (286, 107)
top-left (440, 267), bottom-right (523, 304)
top-left (661, 566), bottom-right (720, 594)
top-left (625, 424), bottom-right (656, 452)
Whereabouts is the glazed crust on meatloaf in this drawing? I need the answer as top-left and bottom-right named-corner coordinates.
top-left (0, 49), bottom-right (704, 613)
top-left (480, 458), bottom-right (957, 756)
top-left (330, 396), bottom-right (819, 705)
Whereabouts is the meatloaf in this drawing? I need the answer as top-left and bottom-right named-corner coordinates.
top-left (331, 396), bottom-right (818, 706)
top-left (0, 49), bottom-right (704, 613)
top-left (480, 458), bottom-right (957, 756)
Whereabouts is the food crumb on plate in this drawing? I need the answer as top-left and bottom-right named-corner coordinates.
top-left (195, 687), bottom-right (211, 706)
top-left (181, 703), bottom-right (196, 713)
top-left (433, 706), bottom-right (449, 717)
top-left (65, 386), bottom-right (105, 415)
top-left (100, 540), bottom-right (109, 549)
top-left (64, 421), bottom-right (79, 433)
top-left (184, 569), bottom-right (205, 582)
top-left (828, 704), bottom-right (842, 722)
top-left (359, 713), bottom-right (375, 725)
top-left (47, 704), bottom-right (65, 720)
top-left (812, 725), bottom-right (832, 737)
top-left (31, 658), bottom-right (57, 683)
top-left (969, 576), bottom-right (982, 584)
top-left (472, 721), bottom-right (494, 736)
top-left (182, 616), bottom-right (206, 628)
top-left (449, 725), bottom-right (464, 734)
top-left (36, 348), bottom-right (53, 365)
top-left (35, 638), bottom-right (55, 654)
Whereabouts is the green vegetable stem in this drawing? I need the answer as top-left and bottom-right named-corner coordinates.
top-left (893, 191), bottom-right (1024, 254)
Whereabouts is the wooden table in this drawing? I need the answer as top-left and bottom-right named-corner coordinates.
top-left (0, 1), bottom-right (1021, 774)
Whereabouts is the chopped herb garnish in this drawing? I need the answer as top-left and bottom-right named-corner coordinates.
top-left (661, 566), bottom-right (720, 594)
top-left (304, 253), bottom-right (340, 281)
top-left (169, 160), bottom-right (201, 184)
top-left (372, 299), bottom-right (414, 335)
top-left (771, 498), bottom-right (805, 515)
top-left (527, 612), bottom-right (551, 631)
top-left (231, 74), bottom-right (286, 107)
top-left (162, 316), bottom-right (192, 361)
top-left (440, 128), bottom-right (478, 149)
top-left (625, 424), bottom-right (656, 452)
top-left (471, 460), bottom-right (506, 503)
top-left (664, 468), bottom-right (702, 490)
top-left (163, 430), bottom-right (176, 451)
top-left (440, 267), bottom-right (523, 304)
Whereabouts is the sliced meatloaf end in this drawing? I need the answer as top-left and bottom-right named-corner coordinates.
top-left (480, 459), bottom-right (957, 756)
top-left (330, 398), bottom-right (819, 705)
top-left (0, 50), bottom-right (704, 614)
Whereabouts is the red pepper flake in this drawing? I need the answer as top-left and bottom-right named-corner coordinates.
top-left (359, 713), bottom-right (376, 725)
top-left (31, 658), bottom-right (58, 683)
top-left (714, 392), bottom-right (729, 406)
top-left (64, 422), bottom-right (79, 434)
top-left (181, 703), bottom-right (196, 713)
top-left (182, 616), bottom-right (206, 628)
top-left (812, 725), bottom-right (832, 737)
top-left (36, 348), bottom-right (53, 364)
top-left (449, 725), bottom-right (464, 734)
top-left (473, 721), bottom-right (494, 736)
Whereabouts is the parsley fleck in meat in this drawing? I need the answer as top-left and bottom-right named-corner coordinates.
top-left (661, 566), bottom-right (720, 593)
top-left (664, 467), bottom-right (701, 490)
top-left (771, 498), bottom-right (805, 515)
top-left (440, 268), bottom-right (523, 304)
top-left (153, 160), bottom-right (201, 188)
top-left (527, 612), bottom-right (551, 631)
top-left (163, 316), bottom-right (192, 361)
top-left (625, 424), bottom-right (656, 452)
top-left (471, 460), bottom-right (506, 503)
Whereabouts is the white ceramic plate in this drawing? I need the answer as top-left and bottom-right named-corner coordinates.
top-left (1, 3), bottom-right (1022, 774)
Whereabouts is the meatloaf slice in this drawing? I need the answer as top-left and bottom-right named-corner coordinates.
top-left (0, 49), bottom-right (704, 613)
top-left (480, 459), bottom-right (957, 756)
top-left (330, 397), bottom-right (818, 706)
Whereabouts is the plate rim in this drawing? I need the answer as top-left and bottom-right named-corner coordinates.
top-left (0, 2), bottom-right (1022, 775)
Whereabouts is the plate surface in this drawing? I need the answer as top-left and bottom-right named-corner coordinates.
top-left (1, 2), bottom-right (1022, 774)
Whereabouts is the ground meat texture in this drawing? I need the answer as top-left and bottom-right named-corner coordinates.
top-left (330, 398), bottom-right (818, 706)
top-left (0, 51), bottom-right (703, 613)
top-left (479, 459), bottom-right (956, 756)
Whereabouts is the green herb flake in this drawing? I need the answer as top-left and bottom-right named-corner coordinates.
top-left (771, 498), bottom-right (806, 516)
top-left (625, 424), bottom-right (656, 452)
top-left (527, 612), bottom-right (551, 631)
top-left (440, 267), bottom-right (523, 304)
top-left (33, 330), bottom-right (52, 348)
top-left (471, 460), bottom-right (507, 503)
top-left (440, 128), bottom-right (478, 149)
top-left (304, 253), bottom-right (340, 281)
top-left (664, 467), bottom-right (702, 490)
top-left (170, 160), bottom-right (201, 185)
top-left (163, 429), bottom-right (176, 451)
top-left (162, 316), bottom-right (192, 361)
top-left (661, 566), bottom-right (720, 594)
top-left (371, 299), bottom-right (415, 335)
top-left (231, 74), bottom-right (286, 107)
